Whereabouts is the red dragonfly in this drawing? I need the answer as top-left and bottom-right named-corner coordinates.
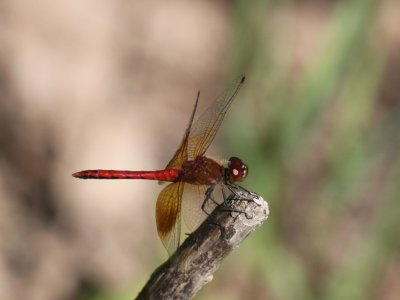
top-left (73, 76), bottom-right (248, 255)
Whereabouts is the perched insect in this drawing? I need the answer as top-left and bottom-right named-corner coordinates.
top-left (73, 76), bottom-right (248, 255)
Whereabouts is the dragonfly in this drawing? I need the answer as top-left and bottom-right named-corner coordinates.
top-left (73, 76), bottom-right (248, 255)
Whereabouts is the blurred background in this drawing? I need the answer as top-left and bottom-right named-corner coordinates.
top-left (0, 0), bottom-right (399, 299)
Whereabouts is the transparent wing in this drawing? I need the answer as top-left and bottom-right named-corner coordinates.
top-left (187, 76), bottom-right (245, 160)
top-left (181, 184), bottom-right (225, 233)
top-left (165, 92), bottom-right (199, 169)
top-left (155, 181), bottom-right (184, 256)
top-left (181, 184), bottom-right (208, 232)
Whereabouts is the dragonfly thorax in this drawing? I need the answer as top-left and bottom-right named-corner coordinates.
top-left (226, 157), bottom-right (248, 183)
top-left (180, 156), bottom-right (224, 185)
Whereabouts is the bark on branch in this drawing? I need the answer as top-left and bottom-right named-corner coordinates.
top-left (136, 190), bottom-right (269, 300)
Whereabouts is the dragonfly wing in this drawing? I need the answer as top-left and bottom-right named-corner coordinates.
top-left (187, 76), bottom-right (245, 160)
top-left (156, 181), bottom-right (184, 255)
top-left (165, 91), bottom-right (200, 170)
top-left (181, 184), bottom-right (225, 233)
top-left (181, 184), bottom-right (208, 233)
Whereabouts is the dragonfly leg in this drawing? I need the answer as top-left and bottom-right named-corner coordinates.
top-left (219, 184), bottom-right (258, 219)
top-left (225, 182), bottom-right (258, 202)
top-left (201, 185), bottom-right (219, 215)
top-left (201, 183), bottom-right (259, 219)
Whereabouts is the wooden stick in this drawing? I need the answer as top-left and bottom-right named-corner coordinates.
top-left (136, 191), bottom-right (269, 300)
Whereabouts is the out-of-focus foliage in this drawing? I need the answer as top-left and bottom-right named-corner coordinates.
top-left (199, 0), bottom-right (400, 300)
top-left (0, 0), bottom-right (399, 299)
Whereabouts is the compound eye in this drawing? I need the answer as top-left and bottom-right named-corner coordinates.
top-left (228, 157), bottom-right (249, 183)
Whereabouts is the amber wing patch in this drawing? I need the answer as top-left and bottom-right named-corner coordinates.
top-left (155, 182), bottom-right (184, 255)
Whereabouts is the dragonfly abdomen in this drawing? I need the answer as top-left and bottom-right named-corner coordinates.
top-left (72, 169), bottom-right (179, 181)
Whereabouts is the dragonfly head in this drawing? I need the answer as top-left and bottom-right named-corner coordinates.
top-left (227, 157), bottom-right (248, 183)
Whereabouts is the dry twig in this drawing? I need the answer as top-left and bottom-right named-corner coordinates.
top-left (136, 190), bottom-right (269, 300)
